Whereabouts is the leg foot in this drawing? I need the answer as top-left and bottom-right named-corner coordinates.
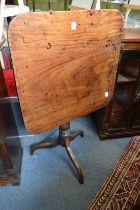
top-left (30, 138), bottom-right (59, 155)
top-left (70, 130), bottom-right (84, 141)
top-left (65, 138), bottom-right (84, 184)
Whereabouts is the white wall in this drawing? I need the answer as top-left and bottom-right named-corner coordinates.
top-left (72, 0), bottom-right (94, 9)
top-left (129, 0), bottom-right (140, 6)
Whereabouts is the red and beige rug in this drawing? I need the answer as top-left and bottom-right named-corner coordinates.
top-left (88, 136), bottom-right (140, 210)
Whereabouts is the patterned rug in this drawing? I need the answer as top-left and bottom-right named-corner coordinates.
top-left (88, 136), bottom-right (140, 210)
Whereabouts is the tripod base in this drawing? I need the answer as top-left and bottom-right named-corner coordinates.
top-left (30, 122), bottom-right (84, 184)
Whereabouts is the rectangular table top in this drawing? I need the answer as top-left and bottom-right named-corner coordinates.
top-left (8, 10), bottom-right (123, 134)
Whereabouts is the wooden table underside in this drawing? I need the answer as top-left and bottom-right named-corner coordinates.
top-left (8, 9), bottom-right (123, 134)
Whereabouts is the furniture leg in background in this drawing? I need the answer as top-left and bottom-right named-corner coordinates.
top-left (0, 133), bottom-right (18, 186)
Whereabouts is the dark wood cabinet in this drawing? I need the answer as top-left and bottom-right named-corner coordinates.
top-left (0, 100), bottom-right (22, 186)
top-left (0, 136), bottom-right (21, 186)
top-left (93, 32), bottom-right (140, 140)
top-left (0, 63), bottom-right (22, 185)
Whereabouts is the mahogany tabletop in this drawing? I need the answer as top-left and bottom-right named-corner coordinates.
top-left (8, 10), bottom-right (123, 134)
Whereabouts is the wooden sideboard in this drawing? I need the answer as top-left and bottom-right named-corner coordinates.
top-left (93, 28), bottom-right (140, 139)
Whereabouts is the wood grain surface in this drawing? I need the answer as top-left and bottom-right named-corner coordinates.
top-left (8, 10), bottom-right (123, 134)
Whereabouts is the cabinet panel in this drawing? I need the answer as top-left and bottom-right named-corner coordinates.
top-left (0, 67), bottom-right (22, 185)
top-left (93, 46), bottom-right (140, 139)
top-left (133, 105), bottom-right (140, 128)
top-left (0, 101), bottom-right (22, 185)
